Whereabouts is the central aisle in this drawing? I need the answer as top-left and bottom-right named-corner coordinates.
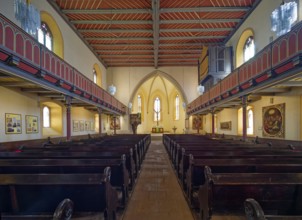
top-left (122, 140), bottom-right (195, 220)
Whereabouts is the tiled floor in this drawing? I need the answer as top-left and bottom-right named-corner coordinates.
top-left (122, 140), bottom-right (195, 220)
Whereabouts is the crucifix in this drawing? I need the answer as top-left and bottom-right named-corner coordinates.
top-left (154, 108), bottom-right (161, 126)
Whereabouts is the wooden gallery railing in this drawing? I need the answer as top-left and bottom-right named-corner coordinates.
top-left (0, 14), bottom-right (126, 115)
top-left (188, 21), bottom-right (302, 115)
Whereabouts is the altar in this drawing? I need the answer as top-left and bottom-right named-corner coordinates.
top-left (152, 127), bottom-right (164, 133)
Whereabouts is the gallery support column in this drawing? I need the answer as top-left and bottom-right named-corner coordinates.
top-left (97, 108), bottom-right (102, 135)
top-left (211, 108), bottom-right (215, 137)
top-left (65, 96), bottom-right (72, 141)
top-left (113, 115), bottom-right (117, 135)
top-left (242, 95), bottom-right (247, 141)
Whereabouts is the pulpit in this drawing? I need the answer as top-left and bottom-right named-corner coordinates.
top-left (130, 113), bottom-right (141, 134)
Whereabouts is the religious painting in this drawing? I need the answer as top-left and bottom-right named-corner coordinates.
top-left (220, 121), bottom-right (232, 130)
top-left (80, 120), bottom-right (85, 131)
top-left (192, 115), bottom-right (203, 130)
top-left (110, 116), bottom-right (121, 130)
top-left (25, 115), bottom-right (38, 133)
top-left (5, 113), bottom-right (22, 134)
top-left (73, 120), bottom-right (79, 132)
top-left (262, 103), bottom-right (285, 138)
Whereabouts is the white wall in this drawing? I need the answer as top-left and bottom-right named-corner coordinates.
top-left (0, 87), bottom-right (41, 142)
top-left (216, 108), bottom-right (238, 135)
top-left (107, 66), bottom-right (198, 106)
top-left (201, 95), bottom-right (301, 140)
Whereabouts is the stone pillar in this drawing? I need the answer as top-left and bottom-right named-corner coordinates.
top-left (97, 108), bottom-right (102, 135)
top-left (65, 96), bottom-right (72, 141)
top-left (242, 95), bottom-right (247, 141)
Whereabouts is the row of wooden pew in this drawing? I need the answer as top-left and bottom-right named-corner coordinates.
top-left (163, 134), bottom-right (302, 220)
top-left (0, 134), bottom-right (151, 219)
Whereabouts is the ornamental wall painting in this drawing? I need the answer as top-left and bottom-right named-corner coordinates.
top-left (262, 103), bottom-right (285, 138)
top-left (192, 115), bottom-right (203, 130)
top-left (110, 116), bottom-right (121, 130)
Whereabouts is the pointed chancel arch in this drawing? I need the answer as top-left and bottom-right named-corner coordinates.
top-left (129, 70), bottom-right (188, 109)
top-left (129, 70), bottom-right (188, 133)
top-left (40, 11), bottom-right (64, 58)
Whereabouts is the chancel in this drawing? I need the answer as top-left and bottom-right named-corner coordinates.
top-left (1, 0), bottom-right (302, 219)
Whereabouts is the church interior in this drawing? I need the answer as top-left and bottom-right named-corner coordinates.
top-left (0, 0), bottom-right (302, 219)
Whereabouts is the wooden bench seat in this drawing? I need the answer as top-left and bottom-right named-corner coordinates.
top-left (0, 156), bottom-right (129, 207)
top-left (0, 168), bottom-right (118, 220)
top-left (0, 150), bottom-right (136, 190)
top-left (178, 148), bottom-right (302, 188)
top-left (1, 198), bottom-right (73, 220)
top-left (198, 166), bottom-right (302, 220)
top-left (244, 198), bottom-right (302, 220)
top-left (186, 157), bottom-right (302, 207)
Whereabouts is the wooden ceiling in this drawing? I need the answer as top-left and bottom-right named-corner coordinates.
top-left (48, 0), bottom-right (260, 68)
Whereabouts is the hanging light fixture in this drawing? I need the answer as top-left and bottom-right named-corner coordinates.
top-left (108, 84), bottom-right (117, 95)
top-left (197, 84), bottom-right (204, 95)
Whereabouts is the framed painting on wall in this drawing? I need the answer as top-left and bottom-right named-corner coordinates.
top-left (25, 115), bottom-right (38, 133)
top-left (85, 121), bottom-right (90, 131)
top-left (220, 121), bottom-right (232, 130)
top-left (5, 113), bottom-right (22, 134)
top-left (192, 115), bottom-right (203, 130)
top-left (90, 121), bottom-right (95, 131)
top-left (110, 116), bottom-right (121, 130)
top-left (73, 120), bottom-right (79, 132)
top-left (80, 120), bottom-right (85, 131)
top-left (262, 103), bottom-right (285, 138)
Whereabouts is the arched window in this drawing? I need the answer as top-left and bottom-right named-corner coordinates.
top-left (154, 97), bottom-right (161, 121)
top-left (247, 109), bottom-right (254, 135)
top-left (43, 106), bottom-right (50, 128)
top-left (137, 95), bottom-right (142, 113)
top-left (175, 95), bottom-right (180, 120)
top-left (93, 68), bottom-right (97, 84)
top-left (38, 22), bottom-right (52, 51)
top-left (243, 36), bottom-right (255, 62)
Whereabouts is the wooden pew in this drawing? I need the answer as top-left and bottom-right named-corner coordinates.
top-left (0, 156), bottom-right (129, 207)
top-left (0, 167), bottom-right (118, 220)
top-left (1, 198), bottom-right (73, 219)
top-left (178, 148), bottom-right (302, 189)
top-left (39, 143), bottom-right (141, 181)
top-left (0, 150), bottom-right (136, 190)
top-left (244, 198), bottom-right (302, 220)
top-left (198, 166), bottom-right (302, 220)
top-left (186, 157), bottom-right (302, 207)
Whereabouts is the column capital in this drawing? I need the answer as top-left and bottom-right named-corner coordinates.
top-left (64, 96), bottom-right (72, 108)
top-left (97, 107), bottom-right (103, 114)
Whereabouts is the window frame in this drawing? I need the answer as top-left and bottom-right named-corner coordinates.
top-left (42, 106), bottom-right (50, 128)
top-left (38, 22), bottom-right (53, 51)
